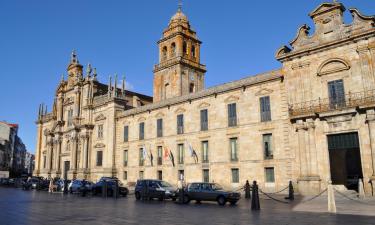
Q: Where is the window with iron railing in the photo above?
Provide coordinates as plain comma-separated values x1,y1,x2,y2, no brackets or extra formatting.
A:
260,96,272,122
228,103,237,127
200,109,208,131
123,126,129,142
328,79,346,109
177,114,184,134
139,148,144,166
263,134,273,159
123,150,128,167
96,151,103,167
230,138,238,162
157,119,163,138
139,122,145,140
231,168,239,183
202,141,209,163
157,146,163,166
98,125,104,139
178,144,184,164
203,169,209,183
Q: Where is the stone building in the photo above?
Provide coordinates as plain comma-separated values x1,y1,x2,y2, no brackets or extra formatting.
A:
34,2,375,195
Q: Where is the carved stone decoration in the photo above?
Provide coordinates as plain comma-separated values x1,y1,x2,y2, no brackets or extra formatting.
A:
255,88,274,96
94,114,106,122
174,107,186,114
289,24,310,48
198,102,210,109
137,116,146,122
350,8,375,32
224,95,240,103
94,143,106,148
155,112,165,118
317,58,350,76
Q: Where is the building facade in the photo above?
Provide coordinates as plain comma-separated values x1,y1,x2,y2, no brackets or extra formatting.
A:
34,2,375,195
0,121,30,177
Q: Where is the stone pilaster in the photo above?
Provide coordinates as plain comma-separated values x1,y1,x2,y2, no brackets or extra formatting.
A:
297,119,321,195
357,45,375,91
366,109,375,196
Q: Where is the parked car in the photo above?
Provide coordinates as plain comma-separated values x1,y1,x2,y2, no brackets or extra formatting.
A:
68,180,93,193
135,179,178,201
182,182,241,206
92,177,128,197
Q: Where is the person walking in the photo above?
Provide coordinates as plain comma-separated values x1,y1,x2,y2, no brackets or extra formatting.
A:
244,180,251,199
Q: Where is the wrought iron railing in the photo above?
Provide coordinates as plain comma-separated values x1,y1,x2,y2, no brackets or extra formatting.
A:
289,89,375,117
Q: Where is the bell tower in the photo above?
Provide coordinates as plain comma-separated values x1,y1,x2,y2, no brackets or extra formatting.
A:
153,5,206,102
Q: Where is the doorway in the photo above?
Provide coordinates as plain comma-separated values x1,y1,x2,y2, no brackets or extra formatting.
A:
63,161,70,180
328,132,363,191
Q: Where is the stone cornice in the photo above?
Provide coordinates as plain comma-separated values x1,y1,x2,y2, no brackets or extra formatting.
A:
153,56,206,73
117,70,283,119
277,29,375,62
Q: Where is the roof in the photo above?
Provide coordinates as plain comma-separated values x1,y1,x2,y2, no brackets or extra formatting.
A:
0,121,18,128
117,69,283,118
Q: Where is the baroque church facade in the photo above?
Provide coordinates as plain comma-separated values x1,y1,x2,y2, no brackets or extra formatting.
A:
34,2,375,195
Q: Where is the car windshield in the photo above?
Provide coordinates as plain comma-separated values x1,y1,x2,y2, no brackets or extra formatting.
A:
212,184,223,190
160,181,172,187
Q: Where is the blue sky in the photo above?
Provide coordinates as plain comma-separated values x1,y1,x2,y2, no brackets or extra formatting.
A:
0,0,374,153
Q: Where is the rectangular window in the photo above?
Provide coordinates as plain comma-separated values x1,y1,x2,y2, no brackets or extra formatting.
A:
231,168,239,183
203,169,209,183
263,134,273,159
177,114,184,134
230,138,238,161
124,126,129,142
98,125,104,139
139,171,144,179
178,170,184,180
265,167,275,183
96,151,103,167
178,144,184,164
139,122,145,140
158,170,163,180
67,109,73,127
139,148,144,166
260,96,272,122
124,150,128,167
200,109,208,131
202,141,209,163
123,171,127,180
157,119,163,137
157,146,163,165
228,103,237,127
328,79,346,109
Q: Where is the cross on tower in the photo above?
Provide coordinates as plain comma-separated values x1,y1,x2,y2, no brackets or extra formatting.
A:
178,0,182,12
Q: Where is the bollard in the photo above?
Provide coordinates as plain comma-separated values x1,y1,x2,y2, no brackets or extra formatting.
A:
113,180,119,199
102,180,108,198
358,178,365,199
245,180,251,199
287,181,294,201
327,180,336,213
251,181,260,211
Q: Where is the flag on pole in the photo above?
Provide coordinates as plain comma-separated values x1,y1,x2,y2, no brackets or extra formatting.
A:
142,145,148,162
169,151,175,167
164,147,169,160
149,145,154,167
187,142,198,163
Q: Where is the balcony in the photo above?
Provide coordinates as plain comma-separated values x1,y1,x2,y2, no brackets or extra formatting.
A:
289,90,375,118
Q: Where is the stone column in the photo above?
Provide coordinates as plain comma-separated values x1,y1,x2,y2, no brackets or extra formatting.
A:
57,136,62,171
357,46,375,91
71,136,78,170
306,119,319,176
296,120,308,176
366,109,375,194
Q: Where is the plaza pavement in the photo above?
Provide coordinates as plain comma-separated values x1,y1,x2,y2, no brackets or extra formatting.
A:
0,187,374,225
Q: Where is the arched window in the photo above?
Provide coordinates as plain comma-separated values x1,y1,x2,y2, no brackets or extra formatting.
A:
183,42,187,55
171,43,176,57
162,46,168,61
191,45,196,58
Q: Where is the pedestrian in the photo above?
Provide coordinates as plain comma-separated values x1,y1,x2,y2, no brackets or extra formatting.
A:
244,180,251,199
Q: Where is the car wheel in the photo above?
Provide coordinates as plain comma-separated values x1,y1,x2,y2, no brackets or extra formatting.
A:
135,192,141,200
183,195,190,204
217,196,226,206
229,200,238,206
172,197,177,201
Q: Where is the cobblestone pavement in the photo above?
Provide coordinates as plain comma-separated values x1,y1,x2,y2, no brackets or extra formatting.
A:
0,188,374,225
